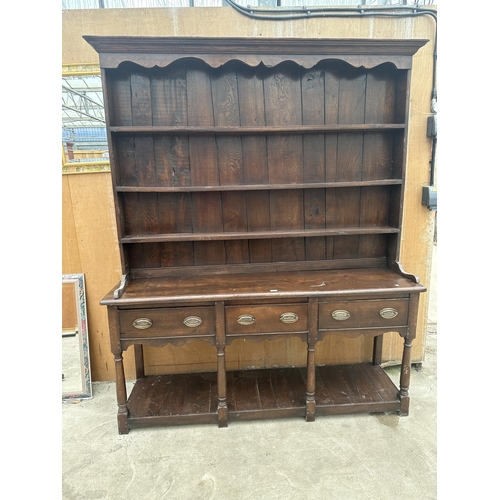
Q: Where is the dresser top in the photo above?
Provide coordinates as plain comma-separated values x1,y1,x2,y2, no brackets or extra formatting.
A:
101,268,426,306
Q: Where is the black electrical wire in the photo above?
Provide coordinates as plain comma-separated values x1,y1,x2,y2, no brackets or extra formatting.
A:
226,1,437,19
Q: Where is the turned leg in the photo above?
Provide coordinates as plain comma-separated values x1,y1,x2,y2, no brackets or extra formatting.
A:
217,347,228,428
107,306,129,434
398,293,420,416
398,337,413,416
215,301,228,427
306,298,319,422
114,353,129,434
305,344,316,422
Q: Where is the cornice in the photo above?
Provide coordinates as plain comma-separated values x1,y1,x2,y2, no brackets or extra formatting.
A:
83,36,428,70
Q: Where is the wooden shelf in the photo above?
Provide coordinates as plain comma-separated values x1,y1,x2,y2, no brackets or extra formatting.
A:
125,364,400,429
101,268,424,306
120,227,400,244
116,180,403,193
314,364,401,415
127,373,218,428
109,124,406,135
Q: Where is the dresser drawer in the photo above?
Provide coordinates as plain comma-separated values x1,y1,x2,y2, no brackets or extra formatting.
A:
226,304,308,335
319,299,408,330
119,307,215,337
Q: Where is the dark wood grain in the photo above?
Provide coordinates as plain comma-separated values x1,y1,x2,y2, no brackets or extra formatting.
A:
270,189,305,262
363,70,396,182
212,63,244,185
127,375,159,417
125,364,403,426
102,268,425,306
227,368,307,414
211,62,249,264
263,63,305,263
109,67,133,127
247,192,272,263
115,179,403,192
159,242,194,268
157,192,194,267
235,64,272,264
126,71,160,265
151,63,188,127
304,189,327,261
302,64,327,261
301,64,326,182
84,36,428,59
131,72,156,186
264,62,303,184
110,124,405,134
315,364,400,412
115,135,137,187
186,60,218,186
120,226,399,244
151,63,190,186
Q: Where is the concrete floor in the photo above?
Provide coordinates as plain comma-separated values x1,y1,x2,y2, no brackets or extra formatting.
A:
62,245,437,500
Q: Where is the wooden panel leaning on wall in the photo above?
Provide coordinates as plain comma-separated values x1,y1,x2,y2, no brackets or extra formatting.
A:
83,36,428,433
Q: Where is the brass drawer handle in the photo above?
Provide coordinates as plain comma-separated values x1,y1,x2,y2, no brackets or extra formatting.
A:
380,308,398,319
183,316,203,328
132,318,153,330
280,312,298,324
332,310,351,321
237,315,256,326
